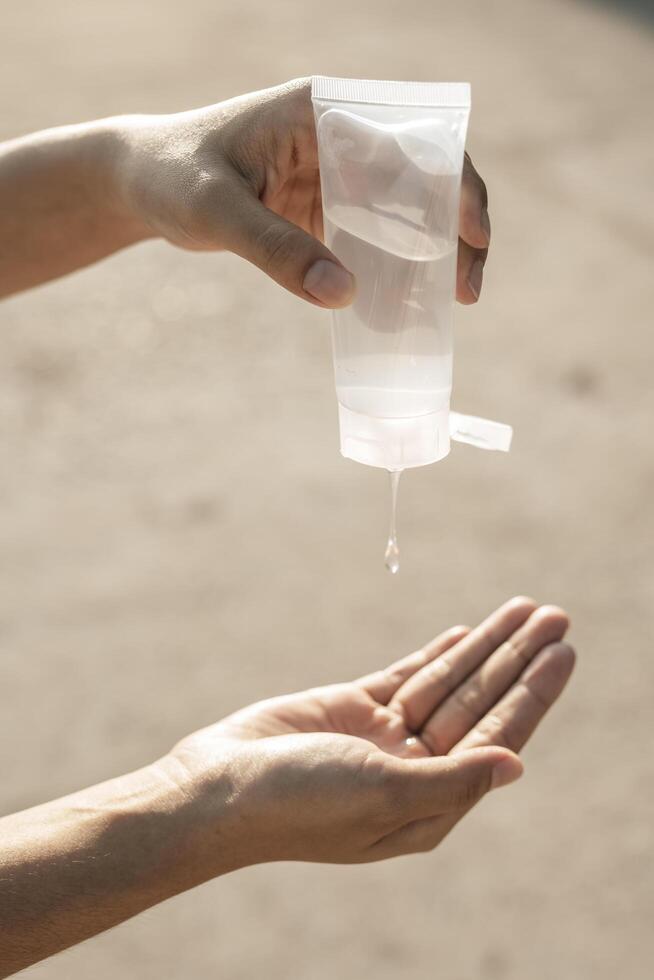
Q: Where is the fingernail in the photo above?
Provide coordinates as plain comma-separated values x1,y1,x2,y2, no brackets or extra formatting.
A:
467,258,484,301
491,757,523,790
303,260,355,307
480,208,491,244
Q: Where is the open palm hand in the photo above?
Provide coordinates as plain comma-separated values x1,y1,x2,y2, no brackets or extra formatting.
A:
170,598,573,866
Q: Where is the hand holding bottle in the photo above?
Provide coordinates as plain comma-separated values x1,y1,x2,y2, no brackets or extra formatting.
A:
119,77,490,308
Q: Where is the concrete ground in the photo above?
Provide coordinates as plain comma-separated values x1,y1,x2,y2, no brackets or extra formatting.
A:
1,0,653,977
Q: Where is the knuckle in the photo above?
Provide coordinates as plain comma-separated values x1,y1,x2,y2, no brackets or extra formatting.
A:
381,667,407,694
277,77,312,109
523,679,551,712
501,637,530,669
475,713,509,745
425,656,457,701
425,655,451,685
452,680,485,717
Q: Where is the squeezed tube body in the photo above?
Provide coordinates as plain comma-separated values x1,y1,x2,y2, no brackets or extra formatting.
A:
312,77,470,470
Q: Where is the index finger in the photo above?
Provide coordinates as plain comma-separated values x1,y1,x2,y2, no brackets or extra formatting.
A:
357,625,470,705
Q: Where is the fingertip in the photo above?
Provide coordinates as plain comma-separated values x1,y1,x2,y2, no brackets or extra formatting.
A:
491,753,524,790
302,259,355,308
557,640,577,669
550,643,577,684
532,604,571,632
511,594,538,605
448,746,523,796
505,595,539,616
399,747,523,815
538,640,577,674
546,604,571,625
466,258,484,301
457,283,479,306
459,215,490,252
455,745,518,767
419,623,471,663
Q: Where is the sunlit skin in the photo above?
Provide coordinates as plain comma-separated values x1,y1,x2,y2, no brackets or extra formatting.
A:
0,78,489,304
0,598,574,976
170,597,573,864
0,81,563,978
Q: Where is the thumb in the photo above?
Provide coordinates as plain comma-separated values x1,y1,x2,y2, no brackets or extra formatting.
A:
220,186,355,309
395,747,523,820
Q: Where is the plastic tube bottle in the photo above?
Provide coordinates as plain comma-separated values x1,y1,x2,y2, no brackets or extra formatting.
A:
312,76,511,469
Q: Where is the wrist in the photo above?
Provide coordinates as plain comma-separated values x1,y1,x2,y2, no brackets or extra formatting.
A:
0,757,238,971
146,750,253,888
57,754,244,906
95,115,158,244
80,759,215,904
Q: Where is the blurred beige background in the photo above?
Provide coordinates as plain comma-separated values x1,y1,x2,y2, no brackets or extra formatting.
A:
1,0,653,977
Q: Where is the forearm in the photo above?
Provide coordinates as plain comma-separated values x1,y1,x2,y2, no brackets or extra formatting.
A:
0,118,151,299
0,756,232,977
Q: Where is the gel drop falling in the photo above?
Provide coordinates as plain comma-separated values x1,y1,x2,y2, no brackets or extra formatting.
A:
384,470,402,574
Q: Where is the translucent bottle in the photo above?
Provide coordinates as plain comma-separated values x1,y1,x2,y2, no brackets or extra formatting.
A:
313,77,471,470
312,77,513,572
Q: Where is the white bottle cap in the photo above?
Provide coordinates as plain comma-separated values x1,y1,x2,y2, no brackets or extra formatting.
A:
338,403,450,470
